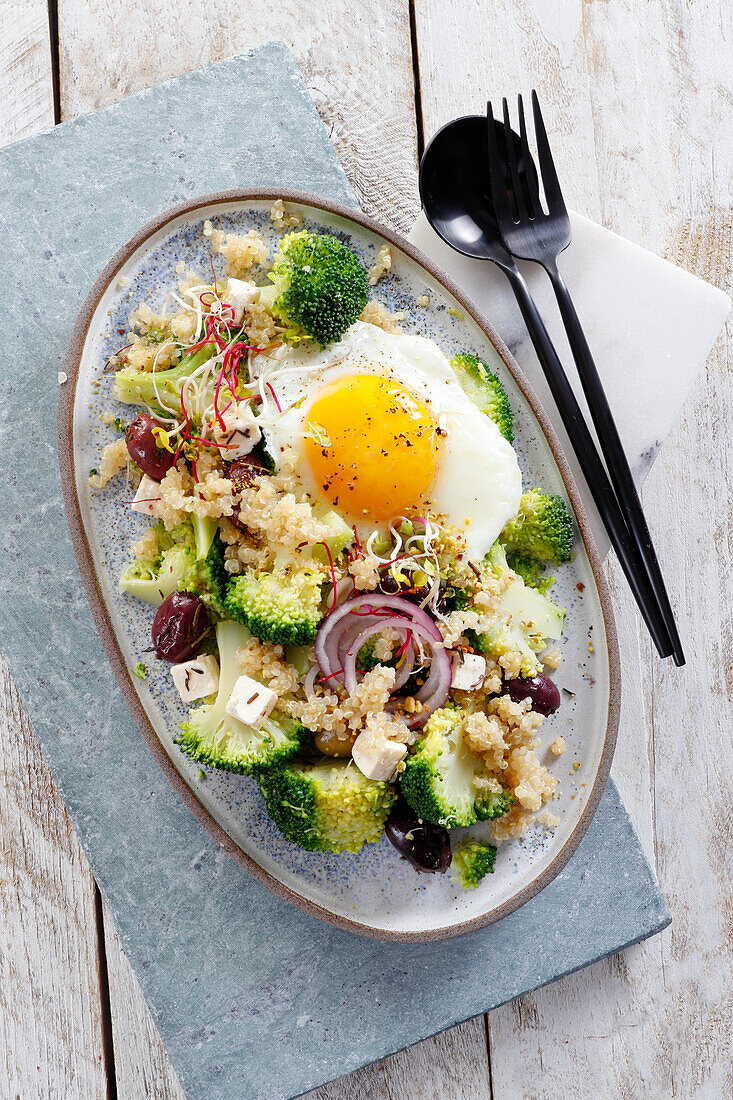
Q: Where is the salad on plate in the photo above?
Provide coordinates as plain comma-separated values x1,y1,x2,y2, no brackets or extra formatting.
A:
90,202,575,890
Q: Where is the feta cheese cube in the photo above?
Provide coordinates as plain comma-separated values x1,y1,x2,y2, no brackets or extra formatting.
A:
450,651,486,691
352,730,407,782
225,673,277,728
131,473,162,517
170,655,220,703
214,402,261,459
226,278,259,323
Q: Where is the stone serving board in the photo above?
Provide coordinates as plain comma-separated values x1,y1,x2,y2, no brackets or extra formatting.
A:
0,42,711,1100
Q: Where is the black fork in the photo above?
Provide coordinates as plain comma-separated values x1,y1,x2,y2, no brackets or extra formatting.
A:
487,93,684,666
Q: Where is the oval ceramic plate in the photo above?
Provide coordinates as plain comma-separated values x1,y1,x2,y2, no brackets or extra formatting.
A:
58,190,619,942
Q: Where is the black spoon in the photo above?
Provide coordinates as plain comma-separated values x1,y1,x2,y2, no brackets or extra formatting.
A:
419,115,675,661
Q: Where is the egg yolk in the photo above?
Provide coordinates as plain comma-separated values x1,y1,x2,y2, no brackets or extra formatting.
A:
303,373,439,520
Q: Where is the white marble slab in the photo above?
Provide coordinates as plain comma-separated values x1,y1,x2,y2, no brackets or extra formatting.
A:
409,211,730,553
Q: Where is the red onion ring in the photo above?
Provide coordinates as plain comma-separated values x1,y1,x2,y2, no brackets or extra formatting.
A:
315,594,439,681
342,619,414,693
314,592,452,718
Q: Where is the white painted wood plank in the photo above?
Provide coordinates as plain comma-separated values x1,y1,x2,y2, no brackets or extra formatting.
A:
0,0,54,146
56,0,421,234
56,5,488,1097
0,657,108,1099
416,0,733,1095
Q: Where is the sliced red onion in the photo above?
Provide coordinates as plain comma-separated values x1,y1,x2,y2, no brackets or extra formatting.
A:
314,591,451,717
304,664,320,701
412,643,452,723
342,619,413,692
315,593,440,681
336,613,383,666
390,639,417,692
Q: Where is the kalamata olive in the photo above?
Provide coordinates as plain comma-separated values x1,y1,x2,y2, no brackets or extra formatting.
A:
402,583,432,606
226,451,272,529
503,673,561,716
377,574,431,605
151,591,210,662
125,413,176,481
226,451,271,492
377,574,401,595
385,798,452,874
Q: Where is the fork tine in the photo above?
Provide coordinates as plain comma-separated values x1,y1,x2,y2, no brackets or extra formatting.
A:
531,89,566,216
517,94,540,218
502,97,527,222
485,101,513,223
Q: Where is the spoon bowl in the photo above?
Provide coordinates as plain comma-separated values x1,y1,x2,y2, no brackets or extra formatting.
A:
419,115,533,266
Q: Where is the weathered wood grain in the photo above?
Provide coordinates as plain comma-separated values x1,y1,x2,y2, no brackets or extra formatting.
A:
102,915,187,1100
0,656,108,1100
56,0,421,234
0,0,54,146
303,1019,492,1100
415,0,733,1096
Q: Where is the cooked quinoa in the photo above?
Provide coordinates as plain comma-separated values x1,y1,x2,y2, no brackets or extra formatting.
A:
368,244,393,285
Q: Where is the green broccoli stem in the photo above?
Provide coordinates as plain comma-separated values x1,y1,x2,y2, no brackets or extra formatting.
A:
193,515,217,560
113,343,215,412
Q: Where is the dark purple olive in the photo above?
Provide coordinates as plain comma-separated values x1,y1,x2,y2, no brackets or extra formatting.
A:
377,574,431,606
385,798,452,874
126,413,176,481
377,573,401,596
226,452,272,530
226,451,271,492
152,591,210,663
503,673,561,716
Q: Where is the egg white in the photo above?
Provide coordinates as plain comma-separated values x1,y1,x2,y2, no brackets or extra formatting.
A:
257,321,522,559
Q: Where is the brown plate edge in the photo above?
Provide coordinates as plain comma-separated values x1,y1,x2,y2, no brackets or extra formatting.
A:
57,188,620,944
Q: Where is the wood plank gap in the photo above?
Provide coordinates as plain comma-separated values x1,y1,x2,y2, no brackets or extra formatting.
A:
408,0,425,161
46,0,60,123
94,884,119,1100
483,1013,495,1099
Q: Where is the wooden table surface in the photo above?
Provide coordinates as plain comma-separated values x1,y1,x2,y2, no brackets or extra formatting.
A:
1,3,731,1097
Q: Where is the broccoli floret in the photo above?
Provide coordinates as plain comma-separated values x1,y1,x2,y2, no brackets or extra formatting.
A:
186,530,228,617
451,352,514,442
454,837,497,888
501,488,573,563
265,230,369,346
119,520,197,606
469,543,566,678
475,789,515,821
257,758,396,853
464,541,561,677
113,342,215,413
119,545,194,606
505,550,556,596
192,515,218,559
175,620,305,773
355,637,381,672
400,707,489,829
225,559,326,646
119,520,227,614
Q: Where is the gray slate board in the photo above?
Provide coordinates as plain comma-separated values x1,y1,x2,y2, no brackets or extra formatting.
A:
0,43,670,1100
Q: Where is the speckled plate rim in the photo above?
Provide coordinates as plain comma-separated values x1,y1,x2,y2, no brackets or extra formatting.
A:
58,188,620,943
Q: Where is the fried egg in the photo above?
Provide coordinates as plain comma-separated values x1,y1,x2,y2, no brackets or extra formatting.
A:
261,321,522,559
